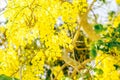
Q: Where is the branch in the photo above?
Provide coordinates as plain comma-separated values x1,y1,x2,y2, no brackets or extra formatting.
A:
71,58,92,78
75,47,88,51
91,9,98,24
72,0,99,49
79,0,100,41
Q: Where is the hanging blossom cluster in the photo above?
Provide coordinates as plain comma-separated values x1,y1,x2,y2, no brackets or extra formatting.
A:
0,0,88,80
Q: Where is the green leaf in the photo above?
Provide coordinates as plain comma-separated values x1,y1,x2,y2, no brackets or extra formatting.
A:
84,73,91,79
97,40,103,44
61,76,72,80
0,74,19,80
94,24,103,33
99,0,106,3
113,64,120,70
108,11,115,17
117,23,120,32
90,48,97,58
94,68,104,75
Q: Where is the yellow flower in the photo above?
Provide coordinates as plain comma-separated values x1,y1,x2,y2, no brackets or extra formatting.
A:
113,15,120,28
52,66,64,79
116,0,120,5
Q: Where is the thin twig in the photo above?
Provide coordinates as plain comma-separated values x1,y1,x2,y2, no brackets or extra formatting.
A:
75,47,88,51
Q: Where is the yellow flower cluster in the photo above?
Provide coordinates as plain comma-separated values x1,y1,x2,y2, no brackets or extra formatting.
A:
116,0,120,5
0,0,88,80
0,48,19,77
52,66,64,79
95,51,120,80
113,15,120,28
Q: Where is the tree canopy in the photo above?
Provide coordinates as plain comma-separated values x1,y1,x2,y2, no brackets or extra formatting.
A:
0,0,120,80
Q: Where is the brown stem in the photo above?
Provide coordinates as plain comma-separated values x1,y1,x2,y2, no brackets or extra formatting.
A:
79,0,100,41
75,47,88,51
71,59,92,78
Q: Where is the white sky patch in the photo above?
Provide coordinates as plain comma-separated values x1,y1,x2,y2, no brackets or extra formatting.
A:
0,0,7,8
0,0,7,13
0,0,7,25
0,0,118,25
88,0,118,24
0,15,6,22
56,16,64,26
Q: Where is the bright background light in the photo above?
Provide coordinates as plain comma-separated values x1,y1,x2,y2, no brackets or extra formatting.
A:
0,0,119,25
